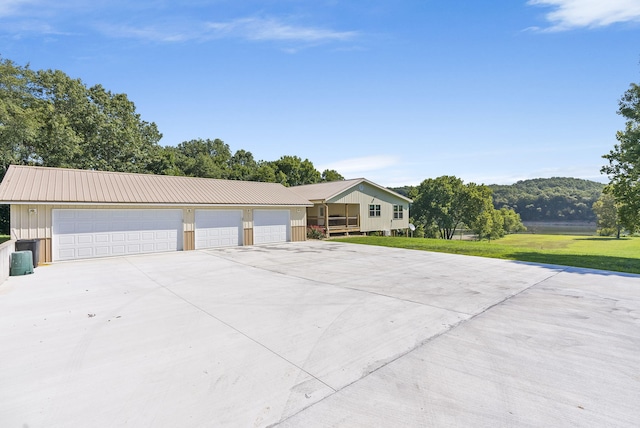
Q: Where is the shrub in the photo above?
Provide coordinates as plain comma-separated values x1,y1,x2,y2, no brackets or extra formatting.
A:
307,225,325,239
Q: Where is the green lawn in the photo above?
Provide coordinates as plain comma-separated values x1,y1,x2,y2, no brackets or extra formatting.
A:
334,234,640,275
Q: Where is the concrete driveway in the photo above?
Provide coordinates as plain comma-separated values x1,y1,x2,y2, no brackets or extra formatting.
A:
0,241,638,427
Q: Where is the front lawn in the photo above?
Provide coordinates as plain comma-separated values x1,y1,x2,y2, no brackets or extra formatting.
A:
334,234,640,275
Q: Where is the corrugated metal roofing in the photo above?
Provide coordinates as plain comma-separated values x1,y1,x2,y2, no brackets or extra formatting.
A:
292,178,412,203
0,165,313,206
290,179,364,201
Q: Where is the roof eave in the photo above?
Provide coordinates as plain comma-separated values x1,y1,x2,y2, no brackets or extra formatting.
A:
0,201,314,207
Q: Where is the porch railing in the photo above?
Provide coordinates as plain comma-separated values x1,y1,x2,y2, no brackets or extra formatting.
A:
308,216,359,230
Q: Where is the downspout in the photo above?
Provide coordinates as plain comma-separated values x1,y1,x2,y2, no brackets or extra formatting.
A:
324,202,329,238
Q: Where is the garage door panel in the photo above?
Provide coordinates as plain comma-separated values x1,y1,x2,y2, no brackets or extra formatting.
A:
57,210,76,220
77,235,93,244
127,244,141,253
77,247,93,258
76,211,95,220
76,222,94,233
57,223,76,234
96,246,110,256
195,210,242,249
59,249,75,259
95,234,109,243
142,243,155,251
94,222,109,232
127,232,141,241
53,209,183,261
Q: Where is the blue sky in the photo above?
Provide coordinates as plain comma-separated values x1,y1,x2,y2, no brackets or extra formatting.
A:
2,0,639,186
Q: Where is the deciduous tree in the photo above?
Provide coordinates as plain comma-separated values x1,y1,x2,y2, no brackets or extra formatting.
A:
411,176,493,239
602,82,640,232
592,191,621,238
0,58,37,170
321,169,344,182
499,207,526,234
271,155,321,187
0,58,162,173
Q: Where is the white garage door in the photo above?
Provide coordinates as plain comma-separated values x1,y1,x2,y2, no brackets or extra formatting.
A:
253,210,290,245
195,210,243,249
52,209,183,261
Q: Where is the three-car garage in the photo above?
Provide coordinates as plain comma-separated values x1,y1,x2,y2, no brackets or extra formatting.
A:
51,208,295,261
1,165,312,263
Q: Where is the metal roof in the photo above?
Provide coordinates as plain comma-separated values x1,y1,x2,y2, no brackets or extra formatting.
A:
0,165,313,206
291,178,412,203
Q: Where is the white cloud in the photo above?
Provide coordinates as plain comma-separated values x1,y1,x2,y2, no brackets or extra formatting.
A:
528,0,640,30
96,17,357,47
206,17,358,43
0,0,37,18
0,2,358,48
96,23,194,42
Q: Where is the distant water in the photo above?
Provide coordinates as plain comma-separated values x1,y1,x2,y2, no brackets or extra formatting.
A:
522,221,597,236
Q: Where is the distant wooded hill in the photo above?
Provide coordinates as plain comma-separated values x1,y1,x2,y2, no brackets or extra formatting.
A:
391,177,605,223
490,177,604,222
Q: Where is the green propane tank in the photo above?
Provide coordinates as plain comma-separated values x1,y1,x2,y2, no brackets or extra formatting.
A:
10,250,34,276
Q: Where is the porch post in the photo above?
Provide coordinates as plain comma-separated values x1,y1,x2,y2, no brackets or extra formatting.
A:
345,204,349,236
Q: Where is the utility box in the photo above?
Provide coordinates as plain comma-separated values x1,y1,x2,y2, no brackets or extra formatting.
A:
15,239,40,268
10,251,34,276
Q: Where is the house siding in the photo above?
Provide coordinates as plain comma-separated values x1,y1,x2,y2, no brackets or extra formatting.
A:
328,182,409,232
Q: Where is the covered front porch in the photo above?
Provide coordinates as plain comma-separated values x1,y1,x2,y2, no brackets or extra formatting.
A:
307,203,360,235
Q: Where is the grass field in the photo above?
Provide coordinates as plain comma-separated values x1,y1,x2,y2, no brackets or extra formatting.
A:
334,234,640,275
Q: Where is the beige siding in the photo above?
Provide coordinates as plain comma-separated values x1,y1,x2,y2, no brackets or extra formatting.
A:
328,182,409,232
290,207,306,227
184,231,195,251
291,226,306,242
183,208,195,232
40,238,51,264
242,208,253,229
243,228,253,246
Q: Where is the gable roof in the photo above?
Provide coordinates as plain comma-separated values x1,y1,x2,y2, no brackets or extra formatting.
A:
0,165,312,206
291,178,412,203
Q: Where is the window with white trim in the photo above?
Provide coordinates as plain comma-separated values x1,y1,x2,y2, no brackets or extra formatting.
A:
369,204,381,217
393,205,403,219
